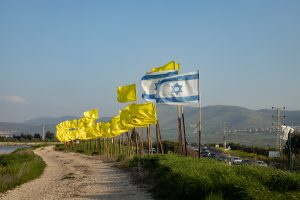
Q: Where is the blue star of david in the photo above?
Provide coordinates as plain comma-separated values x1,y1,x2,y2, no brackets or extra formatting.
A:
171,83,183,95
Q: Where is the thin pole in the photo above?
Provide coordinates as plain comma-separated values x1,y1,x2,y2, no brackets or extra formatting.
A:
177,105,183,154
197,70,202,158
156,123,160,154
223,123,227,149
134,128,138,156
181,106,188,156
141,128,144,157
126,131,130,157
119,135,121,155
147,126,151,155
157,120,164,154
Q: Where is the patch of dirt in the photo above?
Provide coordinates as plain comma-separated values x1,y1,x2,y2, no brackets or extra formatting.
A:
0,146,153,200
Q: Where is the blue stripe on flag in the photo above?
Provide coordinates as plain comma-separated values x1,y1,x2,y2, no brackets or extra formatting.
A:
142,93,156,100
141,71,178,80
158,73,198,84
156,95,199,103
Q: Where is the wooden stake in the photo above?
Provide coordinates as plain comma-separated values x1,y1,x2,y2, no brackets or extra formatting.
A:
177,105,183,154
155,123,159,154
181,106,188,156
157,120,164,154
141,128,144,157
147,126,150,155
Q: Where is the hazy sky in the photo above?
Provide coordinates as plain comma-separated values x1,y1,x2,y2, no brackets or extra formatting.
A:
0,0,299,122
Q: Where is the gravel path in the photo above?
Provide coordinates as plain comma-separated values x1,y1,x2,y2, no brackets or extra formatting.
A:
0,146,152,200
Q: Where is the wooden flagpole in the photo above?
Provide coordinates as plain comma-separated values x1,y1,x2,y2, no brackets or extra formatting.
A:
147,126,151,155
197,70,202,158
157,120,164,154
181,105,188,156
126,131,130,157
177,105,183,154
141,128,144,156
155,123,160,154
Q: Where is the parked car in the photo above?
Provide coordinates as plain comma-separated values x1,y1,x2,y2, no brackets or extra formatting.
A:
241,159,252,165
192,146,199,151
208,153,217,158
200,149,211,157
254,160,268,167
218,155,230,162
231,157,243,164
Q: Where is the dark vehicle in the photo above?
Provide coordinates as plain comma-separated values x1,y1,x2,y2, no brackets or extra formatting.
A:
200,149,210,157
218,155,230,162
208,153,216,158
241,159,252,165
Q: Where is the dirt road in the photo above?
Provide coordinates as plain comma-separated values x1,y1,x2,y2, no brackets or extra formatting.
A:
0,146,152,200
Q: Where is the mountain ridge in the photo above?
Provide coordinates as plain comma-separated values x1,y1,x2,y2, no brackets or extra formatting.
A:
1,105,299,141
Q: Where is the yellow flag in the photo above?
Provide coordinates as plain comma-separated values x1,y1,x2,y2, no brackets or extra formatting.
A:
78,117,99,140
150,61,180,73
83,108,99,119
93,122,103,138
56,123,65,142
120,102,157,127
120,109,135,129
70,119,77,129
126,102,157,123
100,122,112,138
117,84,137,103
110,115,129,136
57,122,68,142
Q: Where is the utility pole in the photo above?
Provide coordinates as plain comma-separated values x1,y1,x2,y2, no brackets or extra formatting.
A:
272,107,286,152
42,123,45,141
223,122,227,149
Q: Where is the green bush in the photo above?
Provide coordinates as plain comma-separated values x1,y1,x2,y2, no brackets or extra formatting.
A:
0,149,45,193
129,154,300,200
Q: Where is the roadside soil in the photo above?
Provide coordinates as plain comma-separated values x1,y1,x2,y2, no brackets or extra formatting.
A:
0,146,153,200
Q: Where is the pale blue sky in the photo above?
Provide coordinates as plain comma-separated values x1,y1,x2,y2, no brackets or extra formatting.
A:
0,0,299,122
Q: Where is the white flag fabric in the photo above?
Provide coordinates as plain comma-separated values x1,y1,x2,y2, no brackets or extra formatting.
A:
141,70,179,102
155,71,200,105
281,125,295,141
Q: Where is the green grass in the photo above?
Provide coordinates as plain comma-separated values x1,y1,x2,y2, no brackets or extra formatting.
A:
127,153,300,200
0,148,45,193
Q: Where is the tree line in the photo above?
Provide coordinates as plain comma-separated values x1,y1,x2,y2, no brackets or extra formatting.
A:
0,131,55,142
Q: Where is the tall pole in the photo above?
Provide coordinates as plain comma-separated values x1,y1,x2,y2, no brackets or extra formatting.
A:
177,106,183,153
272,107,285,152
197,70,202,158
223,122,227,149
42,123,45,141
155,122,160,154
181,106,188,156
288,130,293,170
157,120,164,154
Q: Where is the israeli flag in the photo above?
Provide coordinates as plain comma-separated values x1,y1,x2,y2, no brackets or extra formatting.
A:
156,71,200,105
141,70,179,102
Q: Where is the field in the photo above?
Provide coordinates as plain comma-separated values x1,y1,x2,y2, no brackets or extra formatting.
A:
125,153,300,200
0,148,45,193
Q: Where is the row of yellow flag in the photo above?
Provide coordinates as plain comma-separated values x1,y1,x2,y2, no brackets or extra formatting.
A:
56,103,157,142
56,61,179,142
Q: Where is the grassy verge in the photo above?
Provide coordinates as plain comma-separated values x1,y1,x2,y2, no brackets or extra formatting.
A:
125,153,300,200
0,148,45,193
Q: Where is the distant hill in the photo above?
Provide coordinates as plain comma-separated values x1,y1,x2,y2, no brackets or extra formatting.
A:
155,105,300,146
157,105,300,133
0,115,112,135
1,105,299,146
22,116,78,126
